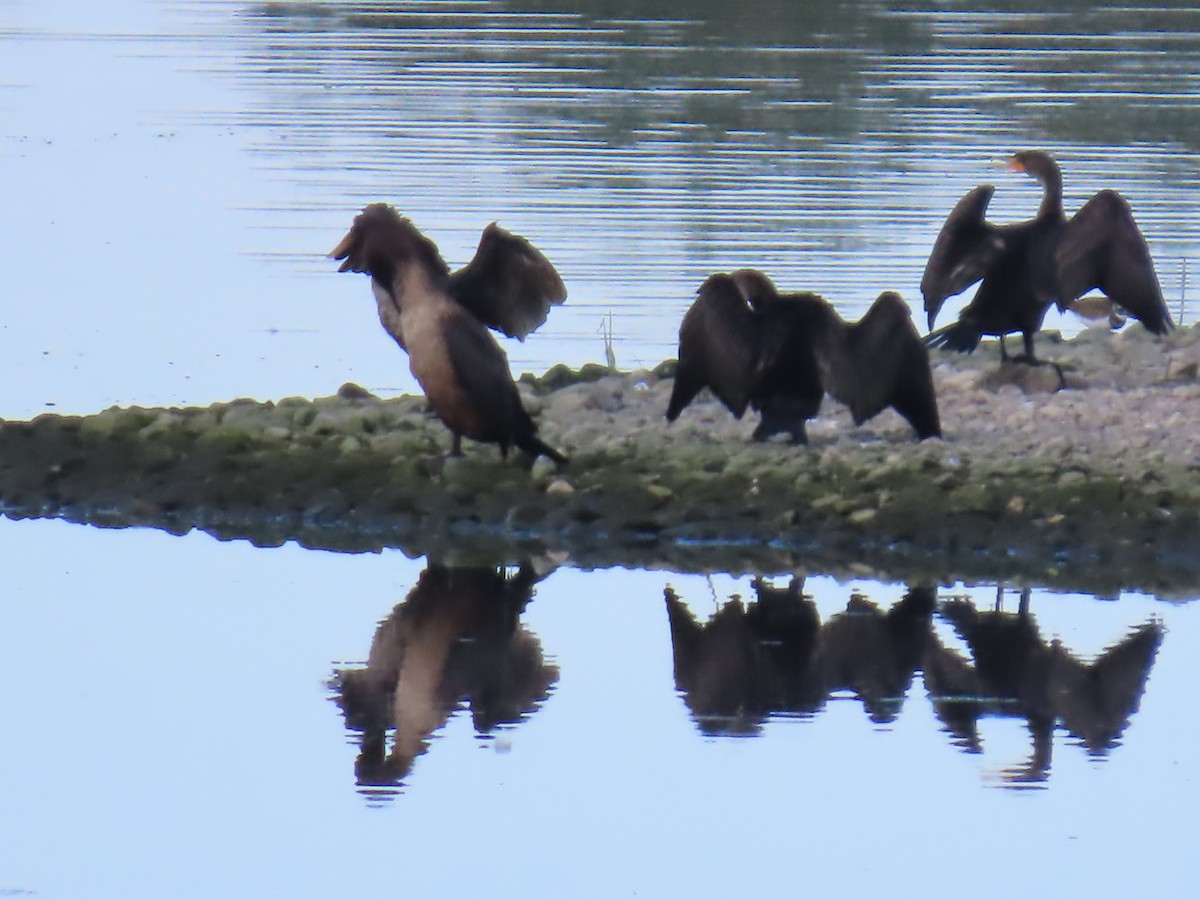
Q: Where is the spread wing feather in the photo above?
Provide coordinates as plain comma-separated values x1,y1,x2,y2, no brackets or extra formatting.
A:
819,293,941,439
666,274,763,420
1056,190,1173,334
921,185,1006,326
448,223,567,341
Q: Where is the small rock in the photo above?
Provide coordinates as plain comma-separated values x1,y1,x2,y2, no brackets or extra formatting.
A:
979,362,1067,395
1056,470,1086,487
546,479,575,495
531,455,560,480
337,382,375,401
646,484,674,506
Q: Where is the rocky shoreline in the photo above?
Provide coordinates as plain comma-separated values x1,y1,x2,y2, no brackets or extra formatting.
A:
2,323,1199,595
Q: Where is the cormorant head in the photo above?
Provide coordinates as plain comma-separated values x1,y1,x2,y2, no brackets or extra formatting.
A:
1004,150,1060,185
329,203,450,285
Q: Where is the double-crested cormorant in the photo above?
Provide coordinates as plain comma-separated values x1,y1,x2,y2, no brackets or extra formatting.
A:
922,150,1172,362
330,203,568,463
665,270,941,444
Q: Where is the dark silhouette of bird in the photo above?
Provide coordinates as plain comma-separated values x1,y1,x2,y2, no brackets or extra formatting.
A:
925,591,1162,784
664,580,937,735
334,561,557,789
330,204,567,463
922,150,1173,363
665,269,941,444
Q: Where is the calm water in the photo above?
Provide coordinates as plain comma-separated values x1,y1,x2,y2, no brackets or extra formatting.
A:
2,2,1200,897
1,517,1196,899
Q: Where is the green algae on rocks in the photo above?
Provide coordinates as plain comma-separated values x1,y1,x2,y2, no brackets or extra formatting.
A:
2,324,1200,595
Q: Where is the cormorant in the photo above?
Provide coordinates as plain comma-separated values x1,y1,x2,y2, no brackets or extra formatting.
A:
922,150,1172,362
665,270,941,444
330,204,568,463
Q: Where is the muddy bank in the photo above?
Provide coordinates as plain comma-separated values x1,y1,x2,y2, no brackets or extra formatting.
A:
2,324,1199,595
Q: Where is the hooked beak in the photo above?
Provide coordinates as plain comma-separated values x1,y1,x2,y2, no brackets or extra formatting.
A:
328,231,357,271
926,310,937,332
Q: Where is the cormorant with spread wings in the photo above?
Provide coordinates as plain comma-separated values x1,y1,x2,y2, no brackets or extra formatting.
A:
922,150,1173,363
666,270,941,445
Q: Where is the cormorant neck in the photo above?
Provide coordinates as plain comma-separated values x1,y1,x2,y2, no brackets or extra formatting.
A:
1035,167,1063,220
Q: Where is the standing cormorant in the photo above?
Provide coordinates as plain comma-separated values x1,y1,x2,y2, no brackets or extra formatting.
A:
330,203,568,463
666,270,941,444
922,150,1172,362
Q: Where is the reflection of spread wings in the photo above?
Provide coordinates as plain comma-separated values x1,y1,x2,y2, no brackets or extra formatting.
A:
1055,190,1173,334
1062,620,1163,747
921,185,1006,324
667,273,764,420
817,292,941,438
448,223,567,341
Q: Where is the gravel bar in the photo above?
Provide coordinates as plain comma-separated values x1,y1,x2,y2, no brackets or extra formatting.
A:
2,324,1199,596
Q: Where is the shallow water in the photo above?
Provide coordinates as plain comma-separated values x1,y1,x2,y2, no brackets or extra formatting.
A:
0,517,1196,899
3,3,1200,897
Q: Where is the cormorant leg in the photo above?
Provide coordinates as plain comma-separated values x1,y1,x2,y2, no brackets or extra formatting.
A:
449,433,463,457
753,407,808,444
1009,332,1043,367
1022,331,1036,362
998,335,1008,362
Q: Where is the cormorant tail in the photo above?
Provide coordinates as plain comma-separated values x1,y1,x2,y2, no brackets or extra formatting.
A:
924,320,982,354
517,434,569,466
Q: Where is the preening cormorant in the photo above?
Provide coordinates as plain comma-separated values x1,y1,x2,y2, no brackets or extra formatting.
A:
330,203,568,463
665,270,941,444
922,150,1172,362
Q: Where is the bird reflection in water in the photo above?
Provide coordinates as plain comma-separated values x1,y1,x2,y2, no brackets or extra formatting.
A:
925,586,1162,787
331,562,558,798
664,578,937,735
665,580,1162,787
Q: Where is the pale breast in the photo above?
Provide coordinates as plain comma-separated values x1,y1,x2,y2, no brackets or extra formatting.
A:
372,281,406,350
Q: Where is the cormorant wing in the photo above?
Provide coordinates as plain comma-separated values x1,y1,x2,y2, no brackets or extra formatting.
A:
1056,190,1173,334
921,185,1006,329
666,273,764,420
442,313,526,445
448,223,567,341
821,292,941,439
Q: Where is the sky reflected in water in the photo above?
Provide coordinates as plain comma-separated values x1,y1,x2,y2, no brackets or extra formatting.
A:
0,518,1196,898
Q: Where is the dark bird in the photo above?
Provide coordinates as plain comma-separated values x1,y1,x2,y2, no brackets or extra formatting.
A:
922,150,1173,363
330,203,568,463
665,270,941,444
